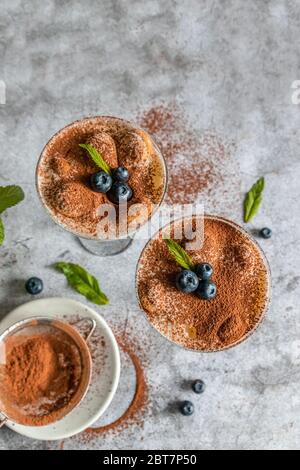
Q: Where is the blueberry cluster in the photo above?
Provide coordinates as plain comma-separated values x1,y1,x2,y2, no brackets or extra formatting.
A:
90,166,133,203
176,263,217,300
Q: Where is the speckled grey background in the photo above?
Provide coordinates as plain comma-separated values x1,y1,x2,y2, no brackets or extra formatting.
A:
0,0,300,450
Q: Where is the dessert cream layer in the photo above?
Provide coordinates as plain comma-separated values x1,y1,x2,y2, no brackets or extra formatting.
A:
137,216,270,351
37,117,166,238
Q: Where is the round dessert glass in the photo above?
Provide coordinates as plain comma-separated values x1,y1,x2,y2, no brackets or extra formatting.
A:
36,116,168,256
136,215,271,352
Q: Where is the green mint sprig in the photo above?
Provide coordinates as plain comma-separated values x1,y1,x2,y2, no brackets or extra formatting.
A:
0,185,25,246
54,261,109,305
79,143,111,175
164,238,195,270
244,177,265,223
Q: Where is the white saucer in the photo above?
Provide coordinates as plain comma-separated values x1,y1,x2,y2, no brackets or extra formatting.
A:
0,297,120,440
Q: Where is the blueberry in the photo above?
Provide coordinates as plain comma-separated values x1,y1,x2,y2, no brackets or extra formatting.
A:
196,280,217,300
108,181,133,204
195,262,213,280
90,171,112,193
25,277,43,295
192,379,206,394
260,227,272,239
179,400,194,416
112,166,129,182
176,270,199,293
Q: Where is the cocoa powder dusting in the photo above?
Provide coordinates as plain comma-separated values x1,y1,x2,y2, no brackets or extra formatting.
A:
37,117,166,238
138,103,238,208
0,328,82,426
85,334,148,437
137,216,270,351
54,327,149,449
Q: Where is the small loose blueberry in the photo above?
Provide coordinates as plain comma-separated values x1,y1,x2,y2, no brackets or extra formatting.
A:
176,270,199,294
25,277,43,295
90,171,112,193
260,227,272,239
179,400,194,416
192,379,206,394
112,166,129,182
108,181,133,204
196,280,217,300
195,262,213,280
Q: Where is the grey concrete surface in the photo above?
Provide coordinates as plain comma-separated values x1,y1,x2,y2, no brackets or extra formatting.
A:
0,0,300,450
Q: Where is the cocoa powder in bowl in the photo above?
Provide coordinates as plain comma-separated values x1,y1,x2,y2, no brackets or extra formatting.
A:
136,215,271,352
0,319,91,426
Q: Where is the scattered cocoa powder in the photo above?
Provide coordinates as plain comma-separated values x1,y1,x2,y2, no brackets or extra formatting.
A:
54,325,149,449
137,215,270,351
0,326,83,426
85,334,148,437
137,103,238,208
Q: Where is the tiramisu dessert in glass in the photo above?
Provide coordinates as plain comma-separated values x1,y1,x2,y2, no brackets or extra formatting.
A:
136,215,271,352
36,117,167,256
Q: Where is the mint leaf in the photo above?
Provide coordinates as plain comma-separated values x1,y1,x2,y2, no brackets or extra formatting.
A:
0,218,4,246
0,185,25,214
244,177,265,222
79,143,111,175
164,238,195,270
54,262,109,305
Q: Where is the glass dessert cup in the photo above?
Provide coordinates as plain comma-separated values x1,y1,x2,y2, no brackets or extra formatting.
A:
135,214,271,353
36,116,168,256
0,317,95,427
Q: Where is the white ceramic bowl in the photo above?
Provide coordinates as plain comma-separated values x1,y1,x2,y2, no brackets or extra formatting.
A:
0,297,120,440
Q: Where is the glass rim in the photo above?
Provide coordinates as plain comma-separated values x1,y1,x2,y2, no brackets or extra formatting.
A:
35,115,169,241
135,213,272,353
